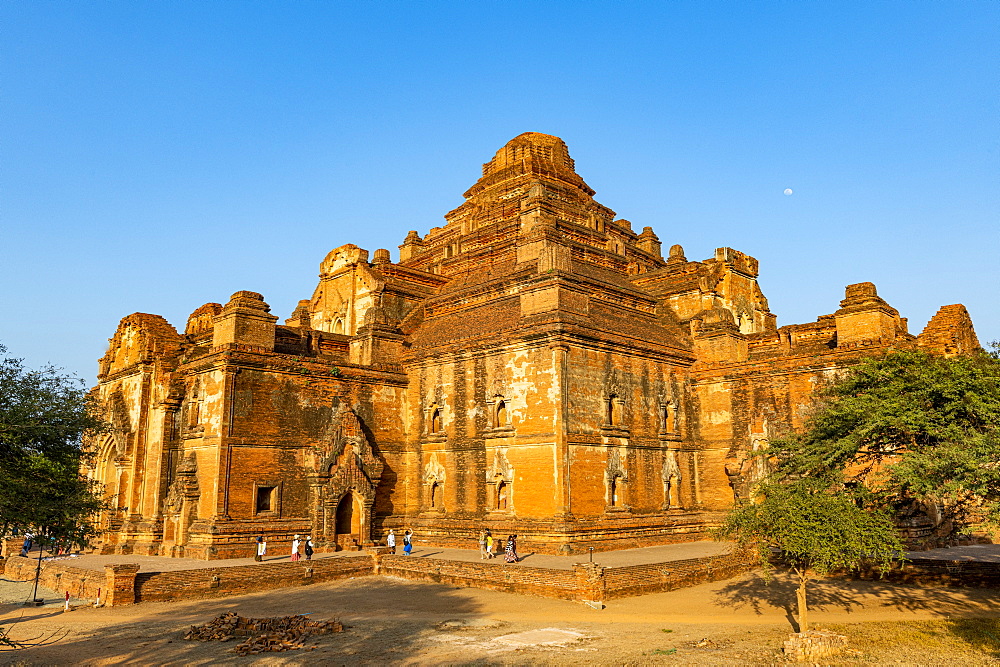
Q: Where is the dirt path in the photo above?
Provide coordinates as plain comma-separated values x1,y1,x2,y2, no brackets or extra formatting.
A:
2,571,999,665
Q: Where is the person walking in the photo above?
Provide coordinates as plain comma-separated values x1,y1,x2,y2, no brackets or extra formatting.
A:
504,534,519,563
402,529,413,555
304,536,314,561
254,535,266,562
478,529,487,559
485,532,495,559
386,529,396,554
291,534,301,561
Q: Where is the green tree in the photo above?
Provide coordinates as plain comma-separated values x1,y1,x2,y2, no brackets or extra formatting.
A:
0,344,108,548
767,348,1000,535
717,477,903,632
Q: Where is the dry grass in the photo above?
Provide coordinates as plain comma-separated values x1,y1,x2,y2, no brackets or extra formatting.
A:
824,619,1000,666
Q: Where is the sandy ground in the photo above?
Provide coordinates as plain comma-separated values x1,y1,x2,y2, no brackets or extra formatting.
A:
2,570,999,665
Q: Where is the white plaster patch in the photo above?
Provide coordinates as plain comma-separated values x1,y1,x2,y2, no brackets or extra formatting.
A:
429,626,591,656
201,370,223,432
493,627,589,647
506,346,539,425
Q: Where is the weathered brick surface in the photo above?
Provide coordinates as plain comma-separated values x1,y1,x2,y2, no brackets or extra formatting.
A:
601,549,753,599
2,550,752,605
917,304,980,357
105,563,140,606
2,556,106,600
382,557,579,600
9,550,996,607
843,559,1000,588
135,556,373,602
85,132,980,559
784,630,848,662
1,538,24,559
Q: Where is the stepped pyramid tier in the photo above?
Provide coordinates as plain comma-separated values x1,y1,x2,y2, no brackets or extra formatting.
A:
398,132,664,278
86,133,979,559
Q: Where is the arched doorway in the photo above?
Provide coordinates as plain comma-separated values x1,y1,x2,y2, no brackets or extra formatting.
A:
336,493,354,535
334,491,362,549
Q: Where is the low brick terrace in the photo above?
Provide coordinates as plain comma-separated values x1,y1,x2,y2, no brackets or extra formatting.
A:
40,540,732,573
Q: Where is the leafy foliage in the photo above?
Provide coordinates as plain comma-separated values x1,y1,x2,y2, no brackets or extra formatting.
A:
718,347,1000,631
0,344,108,546
719,477,903,577
717,476,903,631
766,348,1000,532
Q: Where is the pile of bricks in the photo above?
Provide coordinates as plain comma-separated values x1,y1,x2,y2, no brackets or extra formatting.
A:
183,611,342,655
782,629,848,662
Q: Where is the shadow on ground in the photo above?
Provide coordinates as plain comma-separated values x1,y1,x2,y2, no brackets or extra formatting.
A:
945,618,1000,658
2,577,485,665
713,571,1000,632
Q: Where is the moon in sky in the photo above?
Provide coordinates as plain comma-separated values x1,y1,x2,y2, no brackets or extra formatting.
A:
783,188,794,195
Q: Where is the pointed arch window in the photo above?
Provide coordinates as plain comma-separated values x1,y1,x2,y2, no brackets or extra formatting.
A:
659,400,679,435
187,379,202,428
495,481,509,510
662,450,681,510
494,399,507,428
606,394,623,427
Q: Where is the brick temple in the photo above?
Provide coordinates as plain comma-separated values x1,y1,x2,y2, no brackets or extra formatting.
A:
88,132,980,558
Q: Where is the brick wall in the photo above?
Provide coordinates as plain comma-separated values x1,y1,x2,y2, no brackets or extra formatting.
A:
844,559,1000,588
0,550,752,606
602,549,753,599
381,556,580,600
2,556,106,600
11,550,993,608
135,556,373,602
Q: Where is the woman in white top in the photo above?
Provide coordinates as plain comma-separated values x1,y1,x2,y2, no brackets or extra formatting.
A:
386,529,396,554
291,534,301,561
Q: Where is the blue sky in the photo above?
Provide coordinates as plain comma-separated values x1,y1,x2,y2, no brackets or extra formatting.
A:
3,1,997,380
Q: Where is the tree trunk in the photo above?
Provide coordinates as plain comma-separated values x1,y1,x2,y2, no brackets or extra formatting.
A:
796,572,809,633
